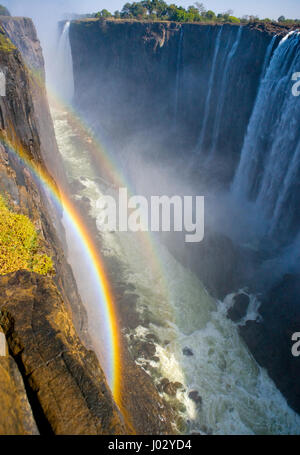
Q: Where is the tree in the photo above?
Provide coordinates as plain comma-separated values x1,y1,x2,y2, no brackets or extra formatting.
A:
0,5,10,16
194,2,206,14
121,3,133,18
187,6,201,22
249,15,259,22
130,2,147,18
278,15,286,22
227,16,240,23
114,10,121,18
205,10,216,20
99,9,112,18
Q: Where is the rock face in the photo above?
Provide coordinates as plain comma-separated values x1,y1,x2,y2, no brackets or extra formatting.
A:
0,357,39,435
0,271,126,435
239,274,300,414
0,18,177,435
228,293,250,323
0,15,87,342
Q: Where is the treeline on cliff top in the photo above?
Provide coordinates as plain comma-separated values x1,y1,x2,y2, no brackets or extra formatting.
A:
91,1,299,25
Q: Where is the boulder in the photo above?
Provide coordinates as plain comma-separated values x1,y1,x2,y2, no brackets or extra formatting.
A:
228,293,250,322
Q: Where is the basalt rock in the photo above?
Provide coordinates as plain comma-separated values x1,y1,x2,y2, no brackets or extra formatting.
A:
0,271,127,435
0,357,39,435
0,17,88,343
183,347,194,357
228,293,250,323
239,274,300,414
188,391,202,406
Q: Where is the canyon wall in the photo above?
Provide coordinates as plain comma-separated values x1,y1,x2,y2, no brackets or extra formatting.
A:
68,19,300,416
69,20,276,183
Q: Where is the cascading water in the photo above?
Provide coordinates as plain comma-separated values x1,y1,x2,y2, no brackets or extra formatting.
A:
261,35,277,80
195,26,223,153
209,26,243,159
173,26,184,129
232,31,300,243
56,21,74,103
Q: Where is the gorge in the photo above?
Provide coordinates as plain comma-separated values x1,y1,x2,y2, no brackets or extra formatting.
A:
67,17,300,422
0,9,299,436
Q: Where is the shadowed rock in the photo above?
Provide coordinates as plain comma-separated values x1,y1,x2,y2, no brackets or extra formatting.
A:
0,357,39,434
228,293,250,323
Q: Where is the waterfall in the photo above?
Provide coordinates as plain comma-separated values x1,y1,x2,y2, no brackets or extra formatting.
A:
209,26,243,159
173,26,184,129
56,21,74,103
260,35,277,80
232,31,300,241
195,26,223,153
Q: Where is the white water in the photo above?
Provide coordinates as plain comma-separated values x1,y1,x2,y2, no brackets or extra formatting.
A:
50,24,300,435
195,26,223,153
55,21,74,103
209,26,243,159
233,32,300,240
51,103,300,435
174,26,184,129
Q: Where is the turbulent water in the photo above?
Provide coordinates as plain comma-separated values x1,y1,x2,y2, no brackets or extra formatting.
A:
233,31,300,243
51,104,300,435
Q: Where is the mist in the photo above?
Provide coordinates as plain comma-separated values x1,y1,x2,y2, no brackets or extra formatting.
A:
3,0,107,87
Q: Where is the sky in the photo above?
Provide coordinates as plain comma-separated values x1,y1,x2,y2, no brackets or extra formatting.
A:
3,0,300,21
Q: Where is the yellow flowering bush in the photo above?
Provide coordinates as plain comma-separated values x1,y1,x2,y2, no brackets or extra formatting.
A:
0,195,54,275
0,27,15,53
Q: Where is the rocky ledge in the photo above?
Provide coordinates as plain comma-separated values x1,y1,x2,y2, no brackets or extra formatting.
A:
0,271,127,434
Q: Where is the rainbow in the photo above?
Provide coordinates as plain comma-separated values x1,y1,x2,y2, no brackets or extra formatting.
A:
0,134,122,406
48,93,171,299
3,43,172,419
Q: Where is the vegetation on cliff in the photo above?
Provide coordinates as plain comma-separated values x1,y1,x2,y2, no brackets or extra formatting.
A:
0,27,15,52
0,195,54,276
94,0,300,25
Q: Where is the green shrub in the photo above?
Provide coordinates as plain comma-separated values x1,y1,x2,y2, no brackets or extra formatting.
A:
227,16,240,23
0,27,15,53
0,195,54,276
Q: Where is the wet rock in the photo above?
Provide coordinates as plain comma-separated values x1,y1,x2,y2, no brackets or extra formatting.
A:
228,293,250,323
146,333,159,344
201,425,213,435
183,347,194,357
133,340,157,359
239,274,300,414
69,179,86,194
0,357,39,435
159,379,183,397
188,391,202,406
0,271,127,435
118,293,140,330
